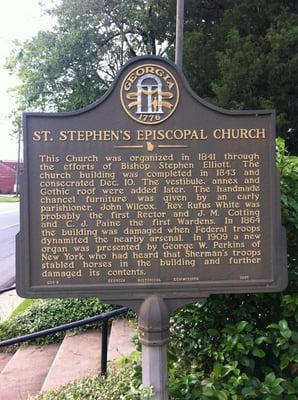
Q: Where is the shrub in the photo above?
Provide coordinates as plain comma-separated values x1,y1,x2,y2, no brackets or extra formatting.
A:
31,360,153,400
276,137,298,287
0,297,118,345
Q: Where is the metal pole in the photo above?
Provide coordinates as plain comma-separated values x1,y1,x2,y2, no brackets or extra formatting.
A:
175,0,184,69
101,318,109,375
138,296,170,400
15,131,21,196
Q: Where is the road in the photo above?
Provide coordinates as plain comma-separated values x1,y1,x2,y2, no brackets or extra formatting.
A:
0,201,19,289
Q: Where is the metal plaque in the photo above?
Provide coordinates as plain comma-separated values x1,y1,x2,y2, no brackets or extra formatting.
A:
16,56,287,304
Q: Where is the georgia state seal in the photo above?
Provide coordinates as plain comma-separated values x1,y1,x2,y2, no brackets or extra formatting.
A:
120,63,179,125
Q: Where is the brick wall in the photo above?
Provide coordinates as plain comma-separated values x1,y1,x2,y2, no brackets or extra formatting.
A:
0,162,17,193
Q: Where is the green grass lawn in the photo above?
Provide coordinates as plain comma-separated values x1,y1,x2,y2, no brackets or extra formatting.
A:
7,299,35,319
0,196,19,202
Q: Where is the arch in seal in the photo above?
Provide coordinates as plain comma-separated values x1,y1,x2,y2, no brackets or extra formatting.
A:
136,74,163,114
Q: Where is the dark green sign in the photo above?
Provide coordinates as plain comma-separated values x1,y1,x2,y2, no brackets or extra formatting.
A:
16,56,287,305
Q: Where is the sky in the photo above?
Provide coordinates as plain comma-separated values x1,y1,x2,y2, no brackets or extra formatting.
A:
0,0,56,160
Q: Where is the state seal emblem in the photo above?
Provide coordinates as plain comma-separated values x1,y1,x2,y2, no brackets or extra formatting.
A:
120,63,179,125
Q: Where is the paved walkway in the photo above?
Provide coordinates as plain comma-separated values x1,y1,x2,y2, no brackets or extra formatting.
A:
0,289,23,321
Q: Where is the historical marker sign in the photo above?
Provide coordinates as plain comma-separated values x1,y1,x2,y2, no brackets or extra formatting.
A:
16,56,287,302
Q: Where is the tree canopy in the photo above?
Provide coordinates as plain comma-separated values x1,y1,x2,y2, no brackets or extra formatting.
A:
6,0,298,152
6,0,176,112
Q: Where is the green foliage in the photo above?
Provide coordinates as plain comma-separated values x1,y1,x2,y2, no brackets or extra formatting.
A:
209,12,298,149
0,298,116,345
31,361,153,400
211,28,267,110
5,0,175,117
276,137,298,278
181,29,219,101
169,294,298,399
181,1,298,153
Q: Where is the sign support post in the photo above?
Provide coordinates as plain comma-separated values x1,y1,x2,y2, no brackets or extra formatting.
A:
138,296,170,400
175,0,184,69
